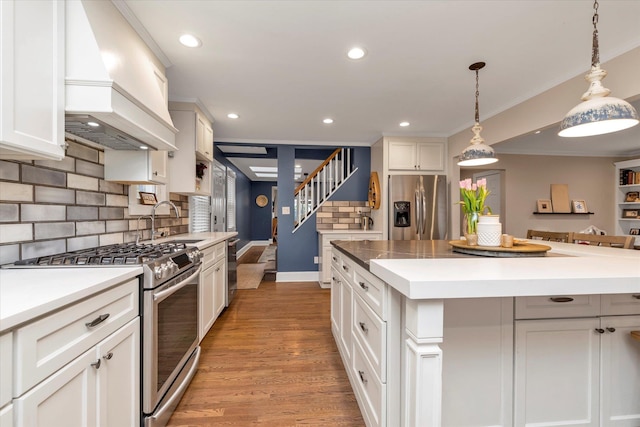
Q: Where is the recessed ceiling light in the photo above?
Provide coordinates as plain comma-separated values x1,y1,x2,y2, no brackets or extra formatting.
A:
179,34,202,48
255,172,278,178
227,113,239,119
323,118,334,124
250,166,278,173
534,130,541,134
399,121,410,127
347,47,367,60
87,121,100,127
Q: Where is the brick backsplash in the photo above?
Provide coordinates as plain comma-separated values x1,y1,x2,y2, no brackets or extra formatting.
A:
0,139,188,265
316,201,371,230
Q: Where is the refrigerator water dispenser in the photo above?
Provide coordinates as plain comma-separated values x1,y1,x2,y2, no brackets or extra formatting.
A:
393,201,411,227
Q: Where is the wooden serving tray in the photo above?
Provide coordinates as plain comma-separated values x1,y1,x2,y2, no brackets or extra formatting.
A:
449,240,551,257
631,331,640,342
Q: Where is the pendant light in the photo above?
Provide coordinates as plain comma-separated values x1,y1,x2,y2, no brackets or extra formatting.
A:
458,62,498,167
558,0,638,137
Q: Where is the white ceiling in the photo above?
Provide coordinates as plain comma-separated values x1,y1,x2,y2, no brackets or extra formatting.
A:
121,0,640,165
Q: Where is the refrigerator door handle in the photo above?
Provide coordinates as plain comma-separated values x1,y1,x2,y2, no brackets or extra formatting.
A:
414,184,421,237
421,187,427,238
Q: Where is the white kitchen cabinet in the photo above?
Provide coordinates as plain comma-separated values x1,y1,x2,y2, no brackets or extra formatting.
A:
0,404,12,427
614,159,640,247
199,242,227,341
168,103,214,196
0,0,65,161
318,231,381,288
0,332,11,427
104,150,168,185
14,318,139,427
330,248,401,427
387,139,445,171
514,296,640,427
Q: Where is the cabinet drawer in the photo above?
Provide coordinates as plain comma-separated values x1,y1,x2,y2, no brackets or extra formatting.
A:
339,256,356,284
601,293,640,316
353,294,386,382
212,241,226,261
352,338,386,427
331,249,343,272
13,279,138,396
515,294,601,319
0,332,11,408
354,267,387,319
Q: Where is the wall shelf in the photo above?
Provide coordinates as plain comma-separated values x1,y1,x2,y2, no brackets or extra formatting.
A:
533,212,594,215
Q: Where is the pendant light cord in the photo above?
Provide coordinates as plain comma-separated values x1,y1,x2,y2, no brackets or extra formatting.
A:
474,69,480,123
591,0,599,67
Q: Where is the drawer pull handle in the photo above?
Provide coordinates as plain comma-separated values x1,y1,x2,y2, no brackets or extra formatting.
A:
359,282,368,291
359,322,369,334
632,294,640,300
215,267,220,272
332,256,337,262
342,265,349,272
595,328,605,334
358,370,367,384
549,297,574,303
91,359,101,369
606,327,616,333
85,313,110,328
103,352,114,360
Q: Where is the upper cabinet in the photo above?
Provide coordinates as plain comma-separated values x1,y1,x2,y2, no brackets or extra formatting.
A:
387,138,445,172
168,102,214,196
0,0,66,161
104,150,168,185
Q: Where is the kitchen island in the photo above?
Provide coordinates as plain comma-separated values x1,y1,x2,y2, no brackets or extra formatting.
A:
331,240,640,427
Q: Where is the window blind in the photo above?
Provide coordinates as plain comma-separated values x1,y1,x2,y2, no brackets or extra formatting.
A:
226,169,236,231
189,196,211,233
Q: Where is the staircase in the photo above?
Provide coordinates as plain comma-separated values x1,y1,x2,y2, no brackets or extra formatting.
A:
293,148,358,231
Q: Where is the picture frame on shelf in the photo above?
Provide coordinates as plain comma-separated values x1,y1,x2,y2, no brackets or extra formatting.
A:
622,209,639,218
536,199,553,213
571,199,587,213
625,191,640,202
630,228,640,236
139,191,158,205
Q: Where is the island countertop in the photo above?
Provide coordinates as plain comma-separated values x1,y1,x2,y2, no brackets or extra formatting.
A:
332,240,640,299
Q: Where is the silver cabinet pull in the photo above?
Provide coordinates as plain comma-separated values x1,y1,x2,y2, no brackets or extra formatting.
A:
632,294,640,300
359,322,368,334
595,328,605,334
342,265,349,272
606,327,616,333
549,297,574,303
103,352,114,360
332,256,337,262
91,359,101,369
358,370,367,384
85,313,110,328
359,282,368,291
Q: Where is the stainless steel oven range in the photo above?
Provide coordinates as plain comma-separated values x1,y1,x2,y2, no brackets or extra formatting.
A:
12,242,203,427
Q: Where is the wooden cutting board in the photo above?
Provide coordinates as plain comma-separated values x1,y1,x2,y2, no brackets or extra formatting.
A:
551,184,571,213
449,240,551,257
632,331,640,342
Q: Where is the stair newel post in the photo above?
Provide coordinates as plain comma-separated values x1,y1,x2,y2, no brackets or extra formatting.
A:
346,148,351,176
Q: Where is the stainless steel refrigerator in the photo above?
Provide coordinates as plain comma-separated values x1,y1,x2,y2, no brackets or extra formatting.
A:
388,175,448,240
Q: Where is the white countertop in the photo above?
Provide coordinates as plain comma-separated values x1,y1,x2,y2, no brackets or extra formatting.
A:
369,241,640,300
318,229,382,234
0,267,142,333
152,231,238,249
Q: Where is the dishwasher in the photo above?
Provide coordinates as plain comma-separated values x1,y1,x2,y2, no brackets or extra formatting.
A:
227,238,239,305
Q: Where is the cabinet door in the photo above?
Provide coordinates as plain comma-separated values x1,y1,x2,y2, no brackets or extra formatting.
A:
416,142,444,171
387,141,417,170
195,114,213,161
213,258,226,319
14,348,97,426
330,269,341,334
199,265,215,341
96,318,140,427
0,0,65,160
0,404,13,427
340,278,353,361
204,124,214,161
600,315,640,427
149,150,168,184
514,318,600,427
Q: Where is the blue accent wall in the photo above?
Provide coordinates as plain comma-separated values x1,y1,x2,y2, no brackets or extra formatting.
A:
250,181,276,240
215,145,371,271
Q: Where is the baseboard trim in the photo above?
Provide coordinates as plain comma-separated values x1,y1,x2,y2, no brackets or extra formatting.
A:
237,240,271,258
276,271,320,283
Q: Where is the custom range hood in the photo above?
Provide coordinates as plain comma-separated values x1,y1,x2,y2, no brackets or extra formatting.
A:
65,0,177,151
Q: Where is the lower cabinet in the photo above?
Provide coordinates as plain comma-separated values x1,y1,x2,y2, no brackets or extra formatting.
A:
319,232,381,288
514,295,640,427
199,242,227,341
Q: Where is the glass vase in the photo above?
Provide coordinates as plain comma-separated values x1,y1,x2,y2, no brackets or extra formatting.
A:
464,212,479,246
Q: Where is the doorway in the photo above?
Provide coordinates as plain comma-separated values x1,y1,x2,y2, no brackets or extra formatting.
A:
211,161,226,232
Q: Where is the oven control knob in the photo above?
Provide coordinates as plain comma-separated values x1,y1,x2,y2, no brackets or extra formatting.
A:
167,260,178,275
154,265,164,280
194,248,202,262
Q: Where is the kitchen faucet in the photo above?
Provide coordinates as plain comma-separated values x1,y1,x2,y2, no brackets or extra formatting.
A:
151,200,180,241
135,215,152,244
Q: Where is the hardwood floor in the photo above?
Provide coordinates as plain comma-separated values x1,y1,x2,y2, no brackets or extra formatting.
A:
166,281,365,426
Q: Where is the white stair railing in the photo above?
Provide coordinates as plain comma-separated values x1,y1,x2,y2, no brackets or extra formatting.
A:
293,148,357,230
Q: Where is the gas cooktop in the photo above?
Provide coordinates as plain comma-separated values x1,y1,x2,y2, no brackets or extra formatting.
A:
13,242,191,266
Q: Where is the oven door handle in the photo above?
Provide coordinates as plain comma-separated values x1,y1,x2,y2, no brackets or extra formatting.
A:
153,265,202,302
